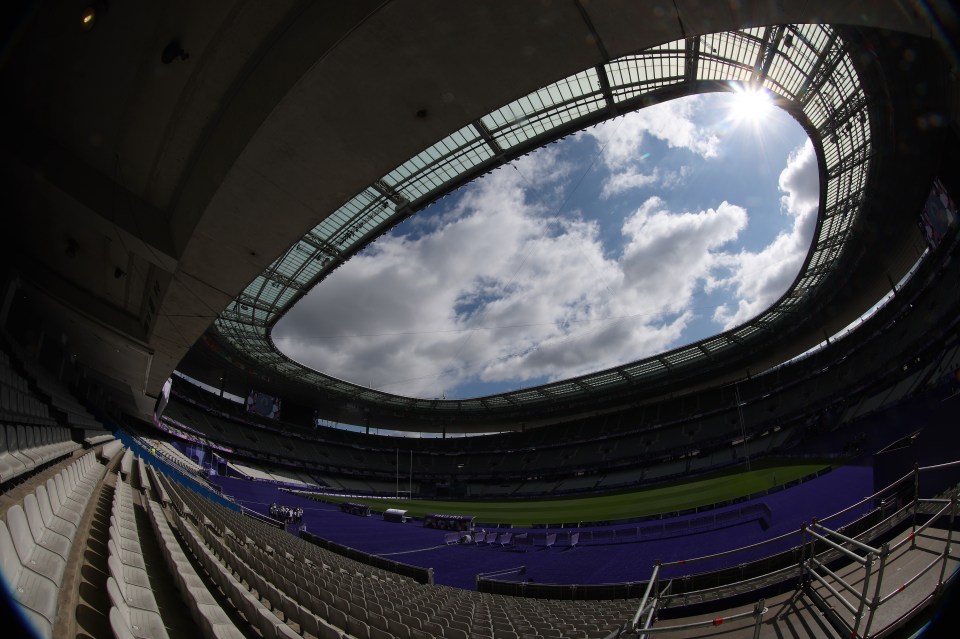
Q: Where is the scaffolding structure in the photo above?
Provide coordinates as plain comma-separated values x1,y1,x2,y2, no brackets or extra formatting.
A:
618,461,960,638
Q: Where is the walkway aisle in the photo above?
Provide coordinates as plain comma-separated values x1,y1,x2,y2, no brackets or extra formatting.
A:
131,466,201,638
155,481,262,639
70,463,114,639
67,459,198,639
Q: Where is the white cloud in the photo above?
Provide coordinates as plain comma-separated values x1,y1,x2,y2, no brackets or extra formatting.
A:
712,140,819,329
584,96,720,169
274,156,749,398
601,168,659,199
273,96,811,399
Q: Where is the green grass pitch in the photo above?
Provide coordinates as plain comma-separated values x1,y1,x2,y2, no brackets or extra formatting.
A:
311,462,828,526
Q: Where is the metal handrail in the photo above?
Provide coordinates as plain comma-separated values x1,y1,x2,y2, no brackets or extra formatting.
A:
658,528,802,568
615,467,959,638
804,527,870,564
809,521,882,555
632,563,660,630
634,601,767,635
878,554,944,605
889,498,955,552
807,568,859,614
808,557,864,598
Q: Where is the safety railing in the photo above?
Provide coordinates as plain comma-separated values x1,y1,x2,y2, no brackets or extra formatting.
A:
801,520,885,638
800,458,958,639
619,459,960,637
625,561,766,638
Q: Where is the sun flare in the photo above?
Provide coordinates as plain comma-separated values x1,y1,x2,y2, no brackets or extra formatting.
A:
728,85,773,125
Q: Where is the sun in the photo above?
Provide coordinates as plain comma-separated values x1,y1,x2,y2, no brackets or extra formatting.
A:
728,84,774,126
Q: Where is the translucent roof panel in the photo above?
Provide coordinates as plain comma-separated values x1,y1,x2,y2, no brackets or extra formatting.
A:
481,68,605,149
214,24,874,413
606,40,686,102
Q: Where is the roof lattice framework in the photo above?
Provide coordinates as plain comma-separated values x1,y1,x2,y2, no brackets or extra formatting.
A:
213,24,872,413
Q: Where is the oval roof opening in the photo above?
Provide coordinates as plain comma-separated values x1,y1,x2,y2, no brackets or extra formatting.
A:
215,25,872,414
274,92,816,399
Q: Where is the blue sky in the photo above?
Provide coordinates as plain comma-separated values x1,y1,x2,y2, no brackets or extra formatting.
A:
274,92,819,399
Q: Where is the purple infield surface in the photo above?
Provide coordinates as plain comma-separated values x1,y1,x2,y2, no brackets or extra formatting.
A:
211,463,875,590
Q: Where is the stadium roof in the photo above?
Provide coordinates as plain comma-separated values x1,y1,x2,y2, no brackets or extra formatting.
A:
1,2,953,421
213,24,871,413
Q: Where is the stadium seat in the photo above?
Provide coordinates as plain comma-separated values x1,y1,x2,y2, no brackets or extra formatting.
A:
22,493,71,561
0,424,28,482
8,425,36,473
107,575,168,639
0,519,58,639
7,503,66,587
34,484,78,542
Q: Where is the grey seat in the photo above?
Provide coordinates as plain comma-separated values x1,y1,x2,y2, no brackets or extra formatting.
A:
109,554,152,589
8,425,36,473
7,504,66,587
34,484,77,541
0,520,57,639
0,424,28,482
22,493,71,561
16,426,44,466
46,478,82,525
110,606,139,639
53,473,85,516
107,576,168,639
110,537,147,570
120,449,134,478
387,618,412,639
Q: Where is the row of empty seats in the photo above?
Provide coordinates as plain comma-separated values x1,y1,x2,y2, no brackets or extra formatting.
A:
108,471,169,639
157,469,630,638
230,460,323,488
120,449,134,481
0,352,54,426
0,381,55,426
0,451,107,637
101,439,125,463
85,429,116,446
178,506,303,638
142,465,245,639
0,423,80,485
147,439,202,475
17,353,104,431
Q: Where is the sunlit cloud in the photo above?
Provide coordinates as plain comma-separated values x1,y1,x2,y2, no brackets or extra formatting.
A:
712,140,819,328
275,169,751,397
583,95,720,169
273,95,812,399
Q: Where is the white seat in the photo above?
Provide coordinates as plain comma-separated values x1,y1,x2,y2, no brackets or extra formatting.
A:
110,570,160,614
0,423,28,482
22,493,71,561
0,520,57,638
109,554,152,589
110,538,147,570
8,425,36,472
34,484,78,542
107,576,168,639
7,504,66,587
53,474,85,516
110,605,139,639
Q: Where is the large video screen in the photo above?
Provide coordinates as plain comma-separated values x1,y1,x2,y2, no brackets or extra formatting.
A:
246,389,281,420
919,177,957,248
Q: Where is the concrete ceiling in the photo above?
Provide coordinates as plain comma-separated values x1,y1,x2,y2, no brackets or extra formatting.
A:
1,1,955,418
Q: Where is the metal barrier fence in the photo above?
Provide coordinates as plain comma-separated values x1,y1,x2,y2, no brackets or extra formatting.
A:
615,460,960,637
801,491,958,638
